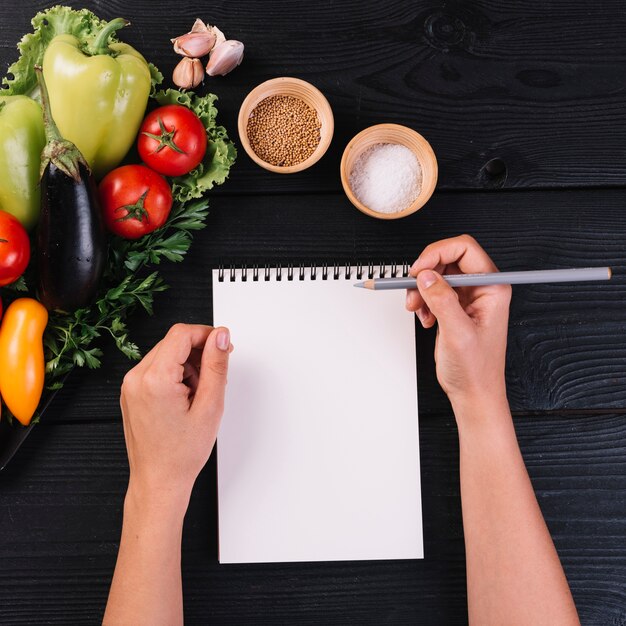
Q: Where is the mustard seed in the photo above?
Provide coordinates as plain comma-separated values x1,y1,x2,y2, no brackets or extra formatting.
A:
247,95,321,167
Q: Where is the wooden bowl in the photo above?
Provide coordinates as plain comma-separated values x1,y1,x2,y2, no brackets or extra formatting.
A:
238,77,334,174
340,124,438,219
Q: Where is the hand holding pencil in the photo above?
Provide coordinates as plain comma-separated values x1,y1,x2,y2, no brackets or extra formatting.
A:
402,234,611,405
403,235,513,406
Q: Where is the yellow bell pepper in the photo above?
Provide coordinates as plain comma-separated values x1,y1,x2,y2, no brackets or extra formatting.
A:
42,18,152,179
0,298,48,426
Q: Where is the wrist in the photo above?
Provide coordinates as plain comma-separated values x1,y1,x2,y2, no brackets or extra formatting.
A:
125,476,192,523
450,390,513,438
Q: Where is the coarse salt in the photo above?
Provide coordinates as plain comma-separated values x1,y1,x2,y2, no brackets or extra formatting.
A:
349,143,422,214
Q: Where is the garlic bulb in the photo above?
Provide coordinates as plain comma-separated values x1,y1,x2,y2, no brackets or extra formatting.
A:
206,40,244,77
172,57,204,89
170,20,244,79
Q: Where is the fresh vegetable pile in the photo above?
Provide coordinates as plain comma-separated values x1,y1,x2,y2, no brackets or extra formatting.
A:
0,6,236,427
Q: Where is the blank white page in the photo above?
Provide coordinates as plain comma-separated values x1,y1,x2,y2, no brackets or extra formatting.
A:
213,267,422,564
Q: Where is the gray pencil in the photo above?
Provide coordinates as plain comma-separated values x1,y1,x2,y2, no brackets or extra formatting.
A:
354,267,612,290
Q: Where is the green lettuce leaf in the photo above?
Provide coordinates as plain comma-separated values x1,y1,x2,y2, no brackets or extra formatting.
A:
2,5,162,97
154,88,237,204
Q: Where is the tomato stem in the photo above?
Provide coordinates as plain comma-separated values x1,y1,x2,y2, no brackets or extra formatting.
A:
115,190,150,223
141,117,187,155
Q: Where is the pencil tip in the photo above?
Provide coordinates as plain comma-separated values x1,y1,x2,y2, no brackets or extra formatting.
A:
354,282,366,288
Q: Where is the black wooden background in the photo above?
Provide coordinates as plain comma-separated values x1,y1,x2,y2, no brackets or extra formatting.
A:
2,1,626,624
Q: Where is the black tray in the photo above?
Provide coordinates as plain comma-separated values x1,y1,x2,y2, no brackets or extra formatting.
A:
0,382,63,471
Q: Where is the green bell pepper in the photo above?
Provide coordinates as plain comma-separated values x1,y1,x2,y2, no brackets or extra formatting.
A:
41,18,152,180
0,95,45,230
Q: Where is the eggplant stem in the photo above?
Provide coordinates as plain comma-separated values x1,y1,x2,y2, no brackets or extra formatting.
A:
35,65,90,182
35,65,63,146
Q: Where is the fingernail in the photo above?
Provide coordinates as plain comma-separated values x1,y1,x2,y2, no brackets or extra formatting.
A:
216,328,230,351
418,270,437,289
416,307,428,325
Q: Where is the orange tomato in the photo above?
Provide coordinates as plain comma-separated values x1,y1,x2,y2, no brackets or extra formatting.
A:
0,298,48,425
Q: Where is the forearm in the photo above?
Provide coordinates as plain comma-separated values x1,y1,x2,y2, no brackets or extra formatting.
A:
453,395,579,626
103,481,190,626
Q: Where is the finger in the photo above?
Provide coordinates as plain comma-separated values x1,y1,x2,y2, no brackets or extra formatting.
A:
187,347,204,371
191,326,231,418
411,234,498,276
441,263,476,310
412,303,431,327
406,264,459,318
405,281,420,311
182,361,200,392
183,347,205,393
442,263,462,275
407,261,447,315
405,286,433,327
131,329,205,377
148,324,215,384
417,270,474,334
410,260,446,277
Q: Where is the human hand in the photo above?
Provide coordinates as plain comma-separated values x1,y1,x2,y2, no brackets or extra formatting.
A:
120,323,232,505
405,235,511,413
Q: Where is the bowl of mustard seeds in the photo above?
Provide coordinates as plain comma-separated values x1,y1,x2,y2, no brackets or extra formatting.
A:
238,77,334,173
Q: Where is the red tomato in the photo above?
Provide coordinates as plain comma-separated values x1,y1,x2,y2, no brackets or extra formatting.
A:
0,210,30,287
137,105,207,177
99,165,173,240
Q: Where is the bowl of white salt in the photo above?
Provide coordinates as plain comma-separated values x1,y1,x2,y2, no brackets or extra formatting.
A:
340,124,438,219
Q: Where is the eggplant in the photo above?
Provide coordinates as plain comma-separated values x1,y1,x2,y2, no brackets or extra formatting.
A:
38,162,105,311
34,66,106,313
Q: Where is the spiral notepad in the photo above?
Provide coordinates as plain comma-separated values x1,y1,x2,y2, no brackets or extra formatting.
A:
213,264,422,564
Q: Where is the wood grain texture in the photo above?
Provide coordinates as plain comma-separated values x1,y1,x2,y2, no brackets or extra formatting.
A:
1,2,625,623
37,187,626,427
1,415,625,624
4,1,626,193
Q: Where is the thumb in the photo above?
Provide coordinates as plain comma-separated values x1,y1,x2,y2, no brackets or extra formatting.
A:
192,326,231,417
417,271,472,333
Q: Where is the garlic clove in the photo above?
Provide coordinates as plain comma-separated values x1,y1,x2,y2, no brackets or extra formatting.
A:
206,40,244,76
172,57,204,89
171,20,216,57
209,24,227,48
190,18,209,33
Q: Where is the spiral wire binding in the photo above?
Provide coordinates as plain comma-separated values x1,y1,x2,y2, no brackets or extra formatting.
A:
217,263,411,282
